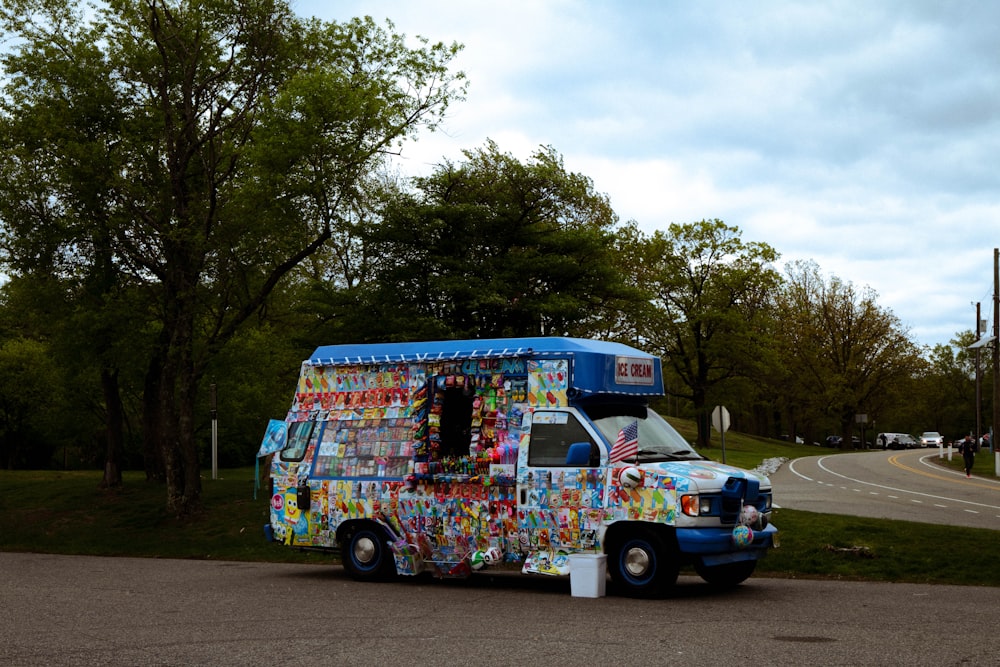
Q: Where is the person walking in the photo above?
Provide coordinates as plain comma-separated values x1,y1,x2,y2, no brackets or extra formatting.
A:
961,434,978,477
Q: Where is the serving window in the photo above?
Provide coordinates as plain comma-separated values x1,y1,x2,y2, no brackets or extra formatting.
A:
312,417,413,478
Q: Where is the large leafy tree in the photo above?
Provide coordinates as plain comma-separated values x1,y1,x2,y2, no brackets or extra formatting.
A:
775,260,922,448
0,0,465,513
635,220,781,449
914,334,981,439
349,141,632,340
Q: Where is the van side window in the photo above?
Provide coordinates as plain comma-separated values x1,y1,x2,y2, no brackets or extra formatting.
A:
528,412,598,467
280,421,315,462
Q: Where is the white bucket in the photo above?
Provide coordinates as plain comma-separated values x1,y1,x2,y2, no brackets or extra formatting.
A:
568,554,607,598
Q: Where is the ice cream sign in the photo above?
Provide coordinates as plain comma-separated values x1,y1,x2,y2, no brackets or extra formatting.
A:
615,355,655,386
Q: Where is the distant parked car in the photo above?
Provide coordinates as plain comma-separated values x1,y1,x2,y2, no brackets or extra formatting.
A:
878,432,913,450
826,435,863,448
919,431,943,448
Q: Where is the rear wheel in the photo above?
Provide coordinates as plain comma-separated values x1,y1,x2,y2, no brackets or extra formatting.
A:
694,559,756,588
341,525,395,581
608,530,678,598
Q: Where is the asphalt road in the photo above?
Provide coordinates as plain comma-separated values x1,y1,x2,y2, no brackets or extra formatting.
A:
770,447,1000,530
3,551,1000,666
5,450,1000,666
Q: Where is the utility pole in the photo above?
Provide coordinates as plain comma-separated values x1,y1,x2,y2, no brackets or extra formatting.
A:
976,301,982,446
993,248,999,473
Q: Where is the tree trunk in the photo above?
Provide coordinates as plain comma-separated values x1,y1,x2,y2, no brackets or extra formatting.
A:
99,366,124,489
694,386,711,449
142,353,166,483
155,291,203,517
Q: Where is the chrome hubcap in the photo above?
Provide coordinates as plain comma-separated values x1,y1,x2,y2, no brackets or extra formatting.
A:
352,535,376,565
624,546,651,578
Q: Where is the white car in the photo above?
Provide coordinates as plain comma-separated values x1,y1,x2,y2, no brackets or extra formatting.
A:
877,432,916,450
919,431,944,448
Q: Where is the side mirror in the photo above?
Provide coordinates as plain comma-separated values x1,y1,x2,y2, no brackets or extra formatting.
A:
565,442,592,466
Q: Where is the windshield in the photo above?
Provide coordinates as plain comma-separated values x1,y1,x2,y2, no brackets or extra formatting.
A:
582,404,703,461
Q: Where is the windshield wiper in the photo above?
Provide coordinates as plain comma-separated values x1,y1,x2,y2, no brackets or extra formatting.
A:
632,449,702,460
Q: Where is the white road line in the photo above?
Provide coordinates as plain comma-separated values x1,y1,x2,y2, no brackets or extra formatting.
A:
812,455,1000,512
918,454,1000,485
787,458,814,481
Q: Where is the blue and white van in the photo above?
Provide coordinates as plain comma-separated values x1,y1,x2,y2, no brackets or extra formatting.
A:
263,337,777,597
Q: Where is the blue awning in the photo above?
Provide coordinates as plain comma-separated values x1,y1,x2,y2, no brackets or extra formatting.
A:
307,337,664,397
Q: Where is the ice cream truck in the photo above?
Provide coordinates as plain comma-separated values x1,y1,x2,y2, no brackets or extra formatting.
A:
262,337,777,597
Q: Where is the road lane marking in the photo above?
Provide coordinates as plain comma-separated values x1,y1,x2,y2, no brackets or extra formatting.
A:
891,453,1000,490
813,455,1000,512
787,458,814,481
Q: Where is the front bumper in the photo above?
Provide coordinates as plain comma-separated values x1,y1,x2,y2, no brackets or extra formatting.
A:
676,522,778,564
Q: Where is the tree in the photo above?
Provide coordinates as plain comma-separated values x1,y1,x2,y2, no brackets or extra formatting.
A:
913,334,980,439
775,260,922,449
635,220,781,448
0,338,63,469
0,0,465,513
351,141,633,340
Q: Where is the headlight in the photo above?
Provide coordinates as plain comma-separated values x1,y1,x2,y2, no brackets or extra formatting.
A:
680,494,714,517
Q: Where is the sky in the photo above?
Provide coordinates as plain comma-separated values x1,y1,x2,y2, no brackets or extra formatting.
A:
300,0,1000,350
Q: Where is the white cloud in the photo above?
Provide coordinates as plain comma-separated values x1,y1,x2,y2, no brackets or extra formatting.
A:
299,0,1000,349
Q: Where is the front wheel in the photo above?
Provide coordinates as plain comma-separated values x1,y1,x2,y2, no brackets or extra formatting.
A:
341,525,395,582
694,559,756,588
608,531,678,598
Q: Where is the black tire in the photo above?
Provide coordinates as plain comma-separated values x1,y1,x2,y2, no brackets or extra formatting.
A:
341,525,395,581
694,559,756,588
607,530,678,598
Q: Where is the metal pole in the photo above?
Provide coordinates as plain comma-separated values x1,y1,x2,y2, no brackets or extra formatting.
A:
210,383,218,480
993,249,999,474
976,301,981,449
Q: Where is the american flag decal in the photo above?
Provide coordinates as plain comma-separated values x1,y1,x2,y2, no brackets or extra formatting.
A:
609,420,639,463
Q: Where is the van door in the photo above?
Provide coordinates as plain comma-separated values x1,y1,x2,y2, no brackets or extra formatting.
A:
270,420,321,546
518,409,604,574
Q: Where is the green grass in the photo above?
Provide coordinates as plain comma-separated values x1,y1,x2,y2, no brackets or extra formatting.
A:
2,433,998,587
757,508,1000,586
0,469,326,564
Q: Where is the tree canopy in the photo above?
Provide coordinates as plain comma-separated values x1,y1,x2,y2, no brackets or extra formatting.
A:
0,0,466,513
633,219,781,447
348,140,634,340
0,2,974,502
775,260,924,448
